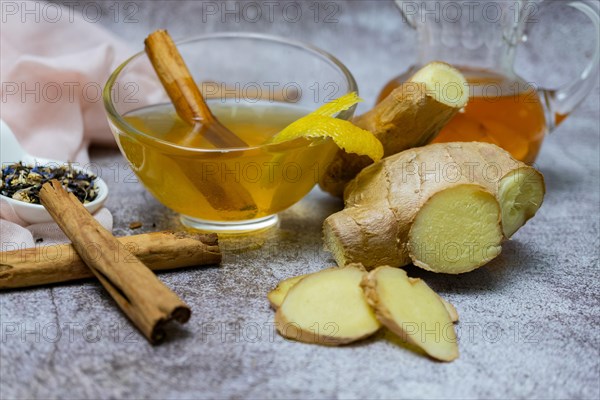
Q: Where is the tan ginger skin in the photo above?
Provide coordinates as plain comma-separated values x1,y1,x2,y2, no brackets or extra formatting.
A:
319,62,469,197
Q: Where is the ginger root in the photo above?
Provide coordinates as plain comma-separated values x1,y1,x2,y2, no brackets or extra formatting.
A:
361,266,459,361
323,142,545,273
319,62,468,197
274,265,380,345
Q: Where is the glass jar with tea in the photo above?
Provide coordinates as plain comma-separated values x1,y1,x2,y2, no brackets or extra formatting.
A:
379,0,599,164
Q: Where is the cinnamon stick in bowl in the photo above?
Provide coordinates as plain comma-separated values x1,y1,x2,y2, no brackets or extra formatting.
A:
144,30,257,215
39,180,191,344
0,231,220,290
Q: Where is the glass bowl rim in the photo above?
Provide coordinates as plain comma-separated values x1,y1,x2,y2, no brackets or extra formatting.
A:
103,32,359,153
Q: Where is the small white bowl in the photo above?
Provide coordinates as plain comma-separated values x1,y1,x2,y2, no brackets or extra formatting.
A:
1,120,109,224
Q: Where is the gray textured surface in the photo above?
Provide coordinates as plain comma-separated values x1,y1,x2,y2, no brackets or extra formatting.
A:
1,1,599,399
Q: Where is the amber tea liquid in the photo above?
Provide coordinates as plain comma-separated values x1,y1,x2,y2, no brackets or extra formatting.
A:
120,102,337,222
378,69,547,164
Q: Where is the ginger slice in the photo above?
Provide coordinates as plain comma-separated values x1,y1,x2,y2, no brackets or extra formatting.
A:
275,266,380,345
408,184,503,274
439,297,459,323
269,271,459,322
267,274,307,309
362,266,459,361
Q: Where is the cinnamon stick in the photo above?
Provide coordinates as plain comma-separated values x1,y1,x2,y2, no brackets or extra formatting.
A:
144,29,247,148
40,180,191,344
144,29,257,215
0,231,220,290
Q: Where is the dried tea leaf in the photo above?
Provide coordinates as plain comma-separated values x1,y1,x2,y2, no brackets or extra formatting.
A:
1,162,98,205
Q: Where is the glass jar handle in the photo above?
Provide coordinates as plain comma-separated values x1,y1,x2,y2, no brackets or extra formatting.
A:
537,0,600,131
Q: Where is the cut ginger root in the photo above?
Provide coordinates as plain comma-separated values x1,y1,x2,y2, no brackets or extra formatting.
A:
319,62,469,197
498,168,545,238
409,184,503,273
323,142,545,273
275,265,381,345
361,266,459,362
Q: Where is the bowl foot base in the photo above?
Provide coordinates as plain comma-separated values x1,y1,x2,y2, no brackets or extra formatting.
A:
180,214,279,234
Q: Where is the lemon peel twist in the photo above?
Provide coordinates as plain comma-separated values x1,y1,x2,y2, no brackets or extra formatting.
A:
270,93,383,162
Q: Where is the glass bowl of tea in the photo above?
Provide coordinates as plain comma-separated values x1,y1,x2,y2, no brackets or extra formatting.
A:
104,33,358,232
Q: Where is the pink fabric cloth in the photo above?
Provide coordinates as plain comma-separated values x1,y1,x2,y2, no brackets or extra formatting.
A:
0,1,133,248
1,0,132,162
